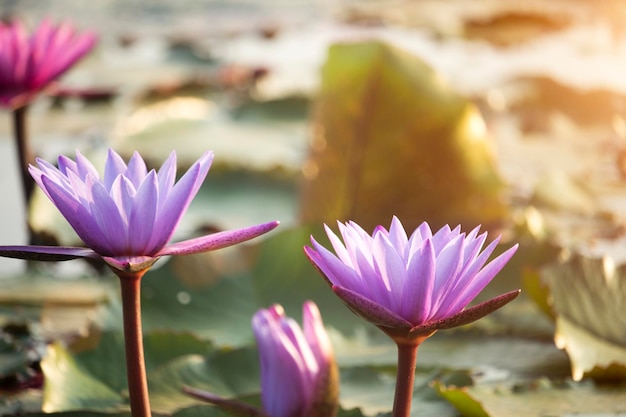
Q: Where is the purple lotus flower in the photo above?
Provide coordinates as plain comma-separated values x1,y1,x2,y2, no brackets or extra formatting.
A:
0,149,279,272
305,217,519,340
0,19,97,109
0,148,279,417
253,302,338,417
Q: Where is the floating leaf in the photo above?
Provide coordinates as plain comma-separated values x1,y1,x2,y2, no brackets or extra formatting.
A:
40,331,253,414
434,377,626,417
300,41,507,233
0,274,113,340
41,329,458,417
433,381,489,417
113,96,307,173
541,252,626,381
41,342,123,412
339,366,458,417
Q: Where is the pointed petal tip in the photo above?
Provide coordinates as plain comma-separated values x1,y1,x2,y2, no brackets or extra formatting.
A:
158,220,280,257
493,242,520,268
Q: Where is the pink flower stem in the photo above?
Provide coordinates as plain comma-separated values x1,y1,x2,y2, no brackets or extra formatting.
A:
12,106,35,210
118,271,152,417
392,342,420,417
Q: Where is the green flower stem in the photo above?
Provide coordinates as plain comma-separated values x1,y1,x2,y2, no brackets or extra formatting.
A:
119,271,152,417
12,105,35,210
392,342,419,417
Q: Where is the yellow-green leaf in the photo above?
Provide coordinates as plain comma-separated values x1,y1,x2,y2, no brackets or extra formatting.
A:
300,40,507,232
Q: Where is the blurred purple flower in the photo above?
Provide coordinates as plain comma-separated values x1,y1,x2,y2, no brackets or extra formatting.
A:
0,18,97,109
253,302,338,417
305,216,519,341
185,301,338,417
0,149,279,272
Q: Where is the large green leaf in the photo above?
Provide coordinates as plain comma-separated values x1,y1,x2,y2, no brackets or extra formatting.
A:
40,329,462,417
41,342,123,412
41,331,255,414
300,41,507,233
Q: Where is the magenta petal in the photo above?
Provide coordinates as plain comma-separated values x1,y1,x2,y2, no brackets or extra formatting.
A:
436,237,502,314
332,285,413,329
305,240,365,294
104,149,127,189
432,235,464,294
128,171,158,253
125,152,148,187
41,175,112,255
371,232,406,311
430,224,453,252
404,239,436,324
89,179,129,253
302,301,332,366
158,220,279,256
387,216,408,250
0,19,96,109
0,245,98,262
149,152,213,251
304,244,343,287
324,224,352,266
74,151,100,180
441,244,519,316
253,310,310,417
460,228,486,266
56,154,78,177
156,151,177,199
428,235,465,318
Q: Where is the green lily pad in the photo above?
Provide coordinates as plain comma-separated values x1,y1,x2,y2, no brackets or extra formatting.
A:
340,366,458,417
40,329,459,417
41,342,123,412
41,331,256,415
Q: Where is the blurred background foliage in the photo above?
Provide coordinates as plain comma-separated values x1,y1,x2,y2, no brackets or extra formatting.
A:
2,0,626,416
